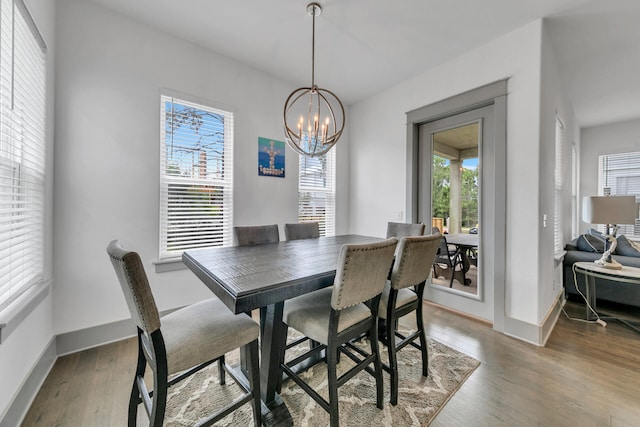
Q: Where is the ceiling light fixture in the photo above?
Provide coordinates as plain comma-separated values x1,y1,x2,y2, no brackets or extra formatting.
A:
283,2,345,157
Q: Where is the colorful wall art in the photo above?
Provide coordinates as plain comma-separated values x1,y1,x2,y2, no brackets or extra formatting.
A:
258,137,285,178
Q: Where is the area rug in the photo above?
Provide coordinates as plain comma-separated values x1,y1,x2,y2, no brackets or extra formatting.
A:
164,337,479,426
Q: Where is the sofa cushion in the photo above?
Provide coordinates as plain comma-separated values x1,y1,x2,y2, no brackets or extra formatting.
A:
616,235,640,257
576,233,606,253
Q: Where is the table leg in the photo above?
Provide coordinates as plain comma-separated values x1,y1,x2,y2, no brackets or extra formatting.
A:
585,274,596,321
260,302,293,426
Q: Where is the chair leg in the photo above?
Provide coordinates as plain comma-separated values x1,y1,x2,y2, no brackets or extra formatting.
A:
247,339,262,427
370,321,384,409
149,365,168,427
218,355,226,385
327,343,340,427
128,343,146,427
416,303,429,377
386,312,399,406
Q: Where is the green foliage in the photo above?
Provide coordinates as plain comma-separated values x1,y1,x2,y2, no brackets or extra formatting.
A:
432,156,478,228
432,156,450,219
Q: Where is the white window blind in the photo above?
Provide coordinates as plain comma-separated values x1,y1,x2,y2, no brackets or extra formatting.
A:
159,95,233,259
554,117,565,253
298,149,336,237
571,142,578,238
0,0,47,311
598,151,640,238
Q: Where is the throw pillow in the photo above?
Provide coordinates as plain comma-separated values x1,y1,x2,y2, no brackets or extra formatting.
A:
576,233,606,253
615,235,640,257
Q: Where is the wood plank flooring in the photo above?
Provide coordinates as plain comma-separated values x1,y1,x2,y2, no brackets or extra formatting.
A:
21,300,640,426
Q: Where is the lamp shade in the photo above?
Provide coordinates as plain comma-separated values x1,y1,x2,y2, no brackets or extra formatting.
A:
582,195,636,224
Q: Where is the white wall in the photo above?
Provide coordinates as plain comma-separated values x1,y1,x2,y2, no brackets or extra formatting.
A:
581,117,640,232
349,20,549,327
0,0,56,420
539,21,580,320
53,0,349,335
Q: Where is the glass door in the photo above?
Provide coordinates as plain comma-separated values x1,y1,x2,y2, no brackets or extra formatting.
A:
419,105,494,320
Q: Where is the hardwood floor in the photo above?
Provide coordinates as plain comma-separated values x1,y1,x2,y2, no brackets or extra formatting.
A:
22,300,640,426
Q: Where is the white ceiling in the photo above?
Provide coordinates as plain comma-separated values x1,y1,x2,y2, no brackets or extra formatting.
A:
86,0,640,128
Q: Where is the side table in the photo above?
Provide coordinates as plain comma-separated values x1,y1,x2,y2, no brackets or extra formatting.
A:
572,261,640,334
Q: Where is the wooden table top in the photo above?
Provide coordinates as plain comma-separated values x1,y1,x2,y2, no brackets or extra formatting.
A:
182,234,382,313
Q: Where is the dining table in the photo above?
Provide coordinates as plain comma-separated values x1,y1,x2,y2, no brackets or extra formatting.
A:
182,234,383,425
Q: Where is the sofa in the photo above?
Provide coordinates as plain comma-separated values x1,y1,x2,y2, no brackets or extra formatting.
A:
563,231,640,308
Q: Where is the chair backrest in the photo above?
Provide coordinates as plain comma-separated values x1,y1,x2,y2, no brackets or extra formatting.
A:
234,224,280,246
386,222,425,238
431,226,441,235
285,222,320,240
331,237,398,311
438,235,449,255
107,240,160,334
390,234,441,290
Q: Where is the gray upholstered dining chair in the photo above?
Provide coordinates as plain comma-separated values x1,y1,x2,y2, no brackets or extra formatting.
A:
386,221,425,238
284,221,320,240
234,224,279,246
280,237,398,427
377,234,440,405
106,240,261,427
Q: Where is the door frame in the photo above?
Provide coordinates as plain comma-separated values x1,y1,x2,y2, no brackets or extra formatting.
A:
405,80,507,331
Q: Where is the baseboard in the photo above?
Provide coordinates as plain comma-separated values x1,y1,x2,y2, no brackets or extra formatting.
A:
1,307,183,426
503,292,564,346
56,307,180,356
0,337,56,427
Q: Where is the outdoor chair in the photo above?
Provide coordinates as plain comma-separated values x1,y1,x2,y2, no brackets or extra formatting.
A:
434,235,464,288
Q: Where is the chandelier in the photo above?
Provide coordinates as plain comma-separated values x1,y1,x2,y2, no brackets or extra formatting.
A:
283,2,345,157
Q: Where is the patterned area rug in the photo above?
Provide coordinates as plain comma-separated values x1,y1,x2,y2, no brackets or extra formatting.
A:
164,337,479,426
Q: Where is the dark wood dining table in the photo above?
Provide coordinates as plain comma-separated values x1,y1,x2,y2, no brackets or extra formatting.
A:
182,234,382,425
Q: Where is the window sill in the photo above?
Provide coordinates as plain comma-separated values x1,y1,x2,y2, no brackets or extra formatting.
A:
0,280,51,344
554,250,567,264
153,257,186,273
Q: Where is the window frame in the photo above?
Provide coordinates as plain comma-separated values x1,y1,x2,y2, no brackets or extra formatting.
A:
159,93,234,260
598,151,640,239
0,0,47,313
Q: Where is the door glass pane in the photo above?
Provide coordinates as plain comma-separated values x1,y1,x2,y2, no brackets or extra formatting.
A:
431,122,479,296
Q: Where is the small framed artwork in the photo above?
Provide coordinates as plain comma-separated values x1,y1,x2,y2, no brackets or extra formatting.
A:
258,137,285,178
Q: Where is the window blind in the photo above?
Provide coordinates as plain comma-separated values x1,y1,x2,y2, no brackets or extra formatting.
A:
298,149,336,237
571,142,578,238
598,151,640,238
159,95,233,259
554,117,565,253
0,0,47,310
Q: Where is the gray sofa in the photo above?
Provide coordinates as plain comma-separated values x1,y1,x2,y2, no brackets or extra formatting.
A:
563,238,640,308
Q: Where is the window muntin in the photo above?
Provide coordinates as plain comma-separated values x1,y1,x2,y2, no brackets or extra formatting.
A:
159,95,233,259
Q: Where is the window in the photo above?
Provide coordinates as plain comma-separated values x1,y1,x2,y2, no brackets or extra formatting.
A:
0,0,47,311
598,151,640,238
159,95,233,259
554,117,565,253
298,149,336,236
571,142,579,238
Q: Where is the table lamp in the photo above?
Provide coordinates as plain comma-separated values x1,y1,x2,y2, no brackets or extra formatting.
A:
582,195,637,269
